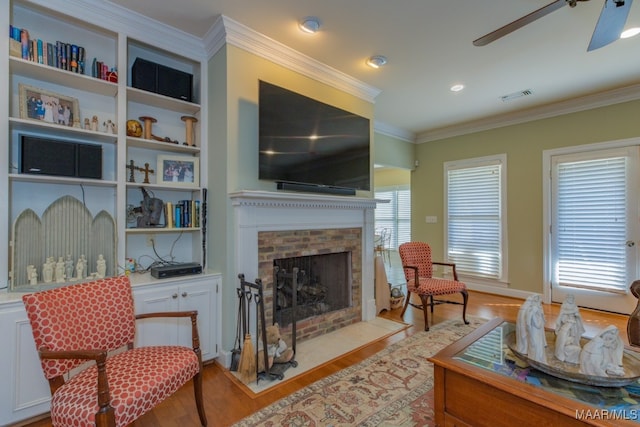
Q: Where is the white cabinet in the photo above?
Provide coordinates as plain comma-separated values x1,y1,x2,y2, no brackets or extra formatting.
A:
0,299,51,426
133,273,220,361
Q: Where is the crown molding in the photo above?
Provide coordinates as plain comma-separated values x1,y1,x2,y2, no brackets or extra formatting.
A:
373,121,415,143
25,0,206,61
417,83,640,143
202,15,381,103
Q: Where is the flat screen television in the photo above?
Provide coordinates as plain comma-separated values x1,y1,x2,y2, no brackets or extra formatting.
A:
258,80,371,192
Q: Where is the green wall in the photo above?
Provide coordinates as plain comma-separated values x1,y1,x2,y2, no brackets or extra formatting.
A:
374,132,415,170
374,168,410,189
413,99,640,294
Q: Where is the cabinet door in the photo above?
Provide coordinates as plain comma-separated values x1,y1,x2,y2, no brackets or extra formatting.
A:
178,278,215,360
0,303,51,426
133,285,180,347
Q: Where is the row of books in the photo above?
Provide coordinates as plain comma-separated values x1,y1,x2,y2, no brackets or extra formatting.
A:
9,25,115,81
164,200,201,229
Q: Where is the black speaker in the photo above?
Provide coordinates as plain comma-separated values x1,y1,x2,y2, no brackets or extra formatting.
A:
157,63,193,102
21,135,102,179
132,57,193,102
131,57,156,93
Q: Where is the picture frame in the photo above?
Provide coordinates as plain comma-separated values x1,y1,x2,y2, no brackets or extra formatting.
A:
18,83,80,128
157,155,199,188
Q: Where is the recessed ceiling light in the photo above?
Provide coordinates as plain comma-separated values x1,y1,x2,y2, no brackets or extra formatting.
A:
621,27,640,39
299,17,321,34
366,55,387,68
450,84,465,92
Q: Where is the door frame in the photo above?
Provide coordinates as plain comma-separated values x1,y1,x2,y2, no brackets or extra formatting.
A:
542,137,640,313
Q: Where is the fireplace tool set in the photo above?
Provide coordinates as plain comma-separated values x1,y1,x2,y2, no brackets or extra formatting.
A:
236,274,298,384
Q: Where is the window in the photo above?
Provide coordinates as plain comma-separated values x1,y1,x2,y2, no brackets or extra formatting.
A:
445,155,507,281
374,187,411,250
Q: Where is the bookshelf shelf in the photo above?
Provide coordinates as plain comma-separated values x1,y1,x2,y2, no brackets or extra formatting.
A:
9,117,118,143
125,227,201,234
127,86,200,115
10,57,118,96
126,136,200,153
9,173,117,187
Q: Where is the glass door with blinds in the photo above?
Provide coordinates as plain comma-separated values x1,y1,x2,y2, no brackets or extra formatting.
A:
550,146,639,314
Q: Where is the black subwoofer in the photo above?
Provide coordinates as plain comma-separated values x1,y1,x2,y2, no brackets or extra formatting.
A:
21,135,102,179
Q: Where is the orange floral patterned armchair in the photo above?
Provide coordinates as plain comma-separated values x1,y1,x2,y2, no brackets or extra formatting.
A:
22,276,207,427
399,242,469,331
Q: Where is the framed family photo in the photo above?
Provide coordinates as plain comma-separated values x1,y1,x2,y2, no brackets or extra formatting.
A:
157,155,199,188
19,83,80,128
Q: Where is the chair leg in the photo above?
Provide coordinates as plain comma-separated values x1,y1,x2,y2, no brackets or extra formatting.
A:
430,295,434,313
193,370,207,426
461,290,469,325
420,294,431,331
400,290,412,317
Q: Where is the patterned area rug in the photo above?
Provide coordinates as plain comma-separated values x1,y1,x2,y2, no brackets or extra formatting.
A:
233,316,487,427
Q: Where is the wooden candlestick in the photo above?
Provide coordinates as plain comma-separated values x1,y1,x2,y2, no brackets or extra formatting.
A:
139,116,157,140
181,116,198,147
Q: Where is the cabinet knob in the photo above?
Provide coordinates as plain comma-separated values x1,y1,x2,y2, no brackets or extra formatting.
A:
172,293,178,299
182,292,188,297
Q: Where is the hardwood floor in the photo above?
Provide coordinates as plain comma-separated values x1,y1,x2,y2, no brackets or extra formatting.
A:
19,290,630,427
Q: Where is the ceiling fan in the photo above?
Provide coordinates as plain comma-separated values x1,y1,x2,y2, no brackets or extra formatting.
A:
473,0,634,51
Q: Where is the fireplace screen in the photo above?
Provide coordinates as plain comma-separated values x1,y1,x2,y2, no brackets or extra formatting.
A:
274,252,352,327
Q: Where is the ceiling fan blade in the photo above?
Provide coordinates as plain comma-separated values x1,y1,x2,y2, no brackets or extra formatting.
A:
473,0,568,46
587,0,633,51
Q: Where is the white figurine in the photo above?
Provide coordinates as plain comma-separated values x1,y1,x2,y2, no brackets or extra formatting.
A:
527,299,548,364
103,119,116,134
42,257,54,283
55,256,66,283
96,254,106,278
75,257,85,280
64,254,74,281
554,295,585,364
580,325,625,377
516,295,536,354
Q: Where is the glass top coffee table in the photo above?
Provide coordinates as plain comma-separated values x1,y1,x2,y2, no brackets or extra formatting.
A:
429,317,640,426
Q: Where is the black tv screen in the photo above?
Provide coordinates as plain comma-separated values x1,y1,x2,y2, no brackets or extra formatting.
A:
258,81,371,191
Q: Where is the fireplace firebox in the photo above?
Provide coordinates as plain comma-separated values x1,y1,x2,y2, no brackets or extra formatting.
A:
273,252,352,328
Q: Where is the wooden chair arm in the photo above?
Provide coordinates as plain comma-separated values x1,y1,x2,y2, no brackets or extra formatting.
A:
432,261,459,281
402,265,419,285
39,348,107,362
135,310,198,320
135,311,201,354
39,347,114,424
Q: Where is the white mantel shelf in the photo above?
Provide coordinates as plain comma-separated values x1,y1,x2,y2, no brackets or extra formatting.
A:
229,190,383,210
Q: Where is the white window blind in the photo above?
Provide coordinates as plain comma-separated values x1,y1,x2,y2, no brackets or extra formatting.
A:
446,158,504,279
555,156,627,291
375,188,411,249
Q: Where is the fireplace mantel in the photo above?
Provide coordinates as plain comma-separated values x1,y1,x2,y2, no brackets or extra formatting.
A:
230,190,379,322
229,190,378,210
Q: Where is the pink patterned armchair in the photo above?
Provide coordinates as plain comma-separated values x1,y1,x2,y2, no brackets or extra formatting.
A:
399,242,468,331
22,276,207,427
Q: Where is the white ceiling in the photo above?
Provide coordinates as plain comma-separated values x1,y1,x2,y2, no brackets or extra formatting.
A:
109,0,640,142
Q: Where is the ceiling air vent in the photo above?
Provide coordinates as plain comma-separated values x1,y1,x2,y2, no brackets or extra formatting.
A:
500,89,533,102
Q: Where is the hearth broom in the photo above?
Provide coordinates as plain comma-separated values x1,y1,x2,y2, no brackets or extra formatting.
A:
238,289,256,384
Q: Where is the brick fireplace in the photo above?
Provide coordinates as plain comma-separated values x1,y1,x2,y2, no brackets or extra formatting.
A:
259,228,361,342
230,190,378,344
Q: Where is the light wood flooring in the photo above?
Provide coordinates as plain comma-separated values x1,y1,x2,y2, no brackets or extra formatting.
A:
19,288,630,427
